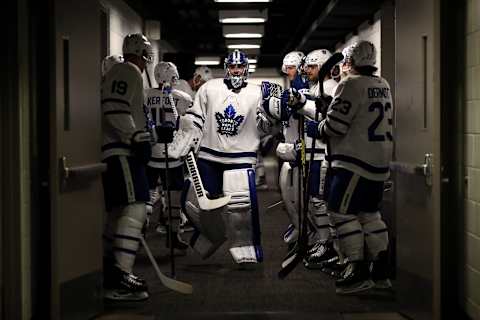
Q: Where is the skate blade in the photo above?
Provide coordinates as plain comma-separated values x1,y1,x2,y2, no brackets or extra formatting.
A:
336,280,375,294
104,289,149,302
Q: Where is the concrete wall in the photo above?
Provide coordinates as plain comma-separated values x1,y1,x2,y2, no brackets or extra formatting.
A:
464,0,480,318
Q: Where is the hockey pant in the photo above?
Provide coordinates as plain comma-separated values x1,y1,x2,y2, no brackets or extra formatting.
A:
104,202,147,273
223,168,263,264
182,178,228,259
279,162,299,243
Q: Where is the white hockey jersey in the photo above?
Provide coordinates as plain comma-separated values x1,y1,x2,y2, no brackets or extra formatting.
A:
101,62,149,160
320,74,393,181
191,78,263,165
144,87,193,168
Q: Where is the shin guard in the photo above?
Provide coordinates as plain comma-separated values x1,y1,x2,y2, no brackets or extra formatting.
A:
330,212,364,262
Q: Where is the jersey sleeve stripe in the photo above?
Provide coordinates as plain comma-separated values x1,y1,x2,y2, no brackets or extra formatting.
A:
104,110,132,116
328,115,350,128
329,154,390,174
186,111,205,123
325,120,346,136
101,98,130,107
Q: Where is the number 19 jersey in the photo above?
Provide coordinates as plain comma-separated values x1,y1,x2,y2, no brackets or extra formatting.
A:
322,74,393,181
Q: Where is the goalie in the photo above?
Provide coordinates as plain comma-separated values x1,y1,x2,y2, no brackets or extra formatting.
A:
182,49,280,264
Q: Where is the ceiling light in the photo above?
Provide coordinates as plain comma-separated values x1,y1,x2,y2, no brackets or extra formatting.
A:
195,56,221,65
227,44,261,49
249,58,257,64
248,68,256,73
219,10,268,24
223,25,264,39
215,0,272,3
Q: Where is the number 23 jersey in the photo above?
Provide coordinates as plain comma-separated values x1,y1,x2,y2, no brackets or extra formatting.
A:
323,74,393,181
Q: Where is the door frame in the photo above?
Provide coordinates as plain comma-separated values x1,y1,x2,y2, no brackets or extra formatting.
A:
439,0,467,318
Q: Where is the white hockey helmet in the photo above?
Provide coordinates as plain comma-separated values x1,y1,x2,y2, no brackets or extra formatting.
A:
194,66,213,82
154,61,179,85
345,41,377,67
101,54,124,76
281,51,305,74
122,33,154,63
224,49,249,89
305,49,332,67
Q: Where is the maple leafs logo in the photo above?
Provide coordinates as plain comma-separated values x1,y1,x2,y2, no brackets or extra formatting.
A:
215,104,244,136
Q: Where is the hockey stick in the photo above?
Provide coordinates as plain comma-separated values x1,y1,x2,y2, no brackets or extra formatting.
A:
185,151,231,210
278,52,344,279
140,237,193,294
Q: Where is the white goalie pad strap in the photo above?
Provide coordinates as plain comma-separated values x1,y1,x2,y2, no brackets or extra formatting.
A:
229,245,259,264
181,179,227,259
276,142,297,161
223,168,262,263
279,162,299,229
113,202,146,272
168,117,203,159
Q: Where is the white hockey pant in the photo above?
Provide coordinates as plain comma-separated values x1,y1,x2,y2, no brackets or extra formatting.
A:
358,211,389,260
279,162,299,243
224,168,263,264
330,211,364,262
111,202,147,273
182,178,227,259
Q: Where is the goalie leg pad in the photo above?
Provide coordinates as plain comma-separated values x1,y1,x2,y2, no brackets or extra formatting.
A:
223,168,263,264
113,202,147,273
330,211,364,262
358,211,389,260
181,179,227,259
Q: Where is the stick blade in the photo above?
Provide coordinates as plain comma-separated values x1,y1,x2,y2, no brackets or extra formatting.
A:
198,194,231,211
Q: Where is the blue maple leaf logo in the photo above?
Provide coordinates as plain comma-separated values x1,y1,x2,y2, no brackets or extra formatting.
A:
215,104,244,136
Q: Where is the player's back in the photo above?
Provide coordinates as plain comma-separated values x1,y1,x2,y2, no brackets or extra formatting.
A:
328,74,393,181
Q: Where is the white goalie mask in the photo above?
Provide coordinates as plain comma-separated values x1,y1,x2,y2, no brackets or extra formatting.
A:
345,40,377,67
122,33,154,64
154,61,179,86
281,51,305,74
224,49,249,89
101,54,124,76
305,49,332,68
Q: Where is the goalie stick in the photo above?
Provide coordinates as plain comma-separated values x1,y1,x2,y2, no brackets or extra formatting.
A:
163,82,231,211
278,52,344,279
140,237,193,294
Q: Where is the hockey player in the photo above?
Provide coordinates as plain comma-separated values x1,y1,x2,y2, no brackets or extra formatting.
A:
174,65,213,99
101,33,154,301
181,49,279,264
275,51,306,246
144,61,195,251
279,49,340,268
303,41,393,294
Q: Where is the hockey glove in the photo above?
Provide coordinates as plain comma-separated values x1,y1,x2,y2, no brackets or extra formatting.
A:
156,123,175,143
306,120,321,139
131,131,152,164
281,88,306,111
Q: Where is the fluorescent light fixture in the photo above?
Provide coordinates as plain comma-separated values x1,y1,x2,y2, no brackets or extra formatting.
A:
215,0,272,3
223,25,264,39
248,58,257,64
248,68,256,73
195,56,221,65
249,64,257,68
219,10,268,24
227,44,260,49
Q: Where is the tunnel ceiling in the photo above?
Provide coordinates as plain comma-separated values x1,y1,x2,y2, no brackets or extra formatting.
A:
125,0,385,69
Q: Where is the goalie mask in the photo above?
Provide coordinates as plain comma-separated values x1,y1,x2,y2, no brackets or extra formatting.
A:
101,54,124,76
122,33,154,64
224,49,249,89
345,40,377,67
281,51,305,74
154,61,179,86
